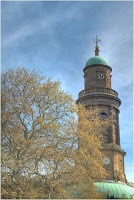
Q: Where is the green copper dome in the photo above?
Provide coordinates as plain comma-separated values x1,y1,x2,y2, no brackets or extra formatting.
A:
67,181,134,199
85,56,110,67
95,182,134,199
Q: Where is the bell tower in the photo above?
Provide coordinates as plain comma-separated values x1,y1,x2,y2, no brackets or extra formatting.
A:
77,36,126,182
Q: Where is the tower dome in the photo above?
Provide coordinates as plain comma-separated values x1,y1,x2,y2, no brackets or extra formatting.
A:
68,181,134,199
85,56,110,67
95,181,134,199
85,35,110,68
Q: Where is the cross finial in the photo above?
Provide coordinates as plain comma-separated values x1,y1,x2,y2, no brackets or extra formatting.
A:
93,35,101,56
93,35,101,46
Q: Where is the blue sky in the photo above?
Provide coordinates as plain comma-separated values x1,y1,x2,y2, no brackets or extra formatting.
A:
1,1,133,182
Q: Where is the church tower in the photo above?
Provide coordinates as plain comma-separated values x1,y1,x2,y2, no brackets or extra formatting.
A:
77,36,126,182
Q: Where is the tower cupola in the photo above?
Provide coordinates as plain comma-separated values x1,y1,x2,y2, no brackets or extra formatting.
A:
83,38,112,90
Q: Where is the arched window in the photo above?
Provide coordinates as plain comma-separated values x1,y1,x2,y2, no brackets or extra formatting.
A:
100,112,107,119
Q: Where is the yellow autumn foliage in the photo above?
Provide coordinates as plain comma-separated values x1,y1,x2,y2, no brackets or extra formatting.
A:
1,67,111,199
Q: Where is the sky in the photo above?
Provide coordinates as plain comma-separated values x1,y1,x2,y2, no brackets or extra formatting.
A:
1,1,133,182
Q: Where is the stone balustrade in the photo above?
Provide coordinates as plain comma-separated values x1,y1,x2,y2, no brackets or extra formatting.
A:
78,87,118,98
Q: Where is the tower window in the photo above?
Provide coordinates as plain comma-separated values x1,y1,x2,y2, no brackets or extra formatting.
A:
113,115,116,120
100,112,107,119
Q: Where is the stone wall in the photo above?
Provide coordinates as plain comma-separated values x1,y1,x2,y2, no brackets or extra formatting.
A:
83,65,112,89
77,63,126,182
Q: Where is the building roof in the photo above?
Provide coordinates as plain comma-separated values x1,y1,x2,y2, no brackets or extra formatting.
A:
95,181,134,199
85,56,110,67
67,181,134,198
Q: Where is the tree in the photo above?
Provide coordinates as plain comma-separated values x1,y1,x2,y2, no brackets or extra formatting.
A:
66,105,111,199
1,67,111,199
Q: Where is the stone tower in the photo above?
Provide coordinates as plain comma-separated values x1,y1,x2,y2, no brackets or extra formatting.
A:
76,36,126,182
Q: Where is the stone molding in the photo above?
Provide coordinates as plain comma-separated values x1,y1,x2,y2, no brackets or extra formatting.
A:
102,144,126,155
77,93,121,109
78,87,118,98
83,64,112,73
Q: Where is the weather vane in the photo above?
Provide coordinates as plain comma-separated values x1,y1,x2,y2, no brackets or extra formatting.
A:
93,35,101,46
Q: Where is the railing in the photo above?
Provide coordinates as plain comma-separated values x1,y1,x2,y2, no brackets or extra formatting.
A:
78,87,118,98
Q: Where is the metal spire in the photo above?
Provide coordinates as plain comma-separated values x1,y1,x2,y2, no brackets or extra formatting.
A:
93,35,101,56
93,35,101,46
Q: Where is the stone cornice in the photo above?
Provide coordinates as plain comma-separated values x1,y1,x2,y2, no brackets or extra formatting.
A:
78,88,118,98
83,64,112,73
102,144,127,155
76,93,121,108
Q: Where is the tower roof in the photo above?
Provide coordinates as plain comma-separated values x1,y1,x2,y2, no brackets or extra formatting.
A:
68,182,134,199
95,182,134,199
85,56,110,67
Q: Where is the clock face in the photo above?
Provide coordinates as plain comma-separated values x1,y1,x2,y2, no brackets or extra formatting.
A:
99,73,104,79
104,157,110,165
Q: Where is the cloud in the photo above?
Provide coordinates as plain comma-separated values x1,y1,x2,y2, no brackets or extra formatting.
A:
2,2,87,47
